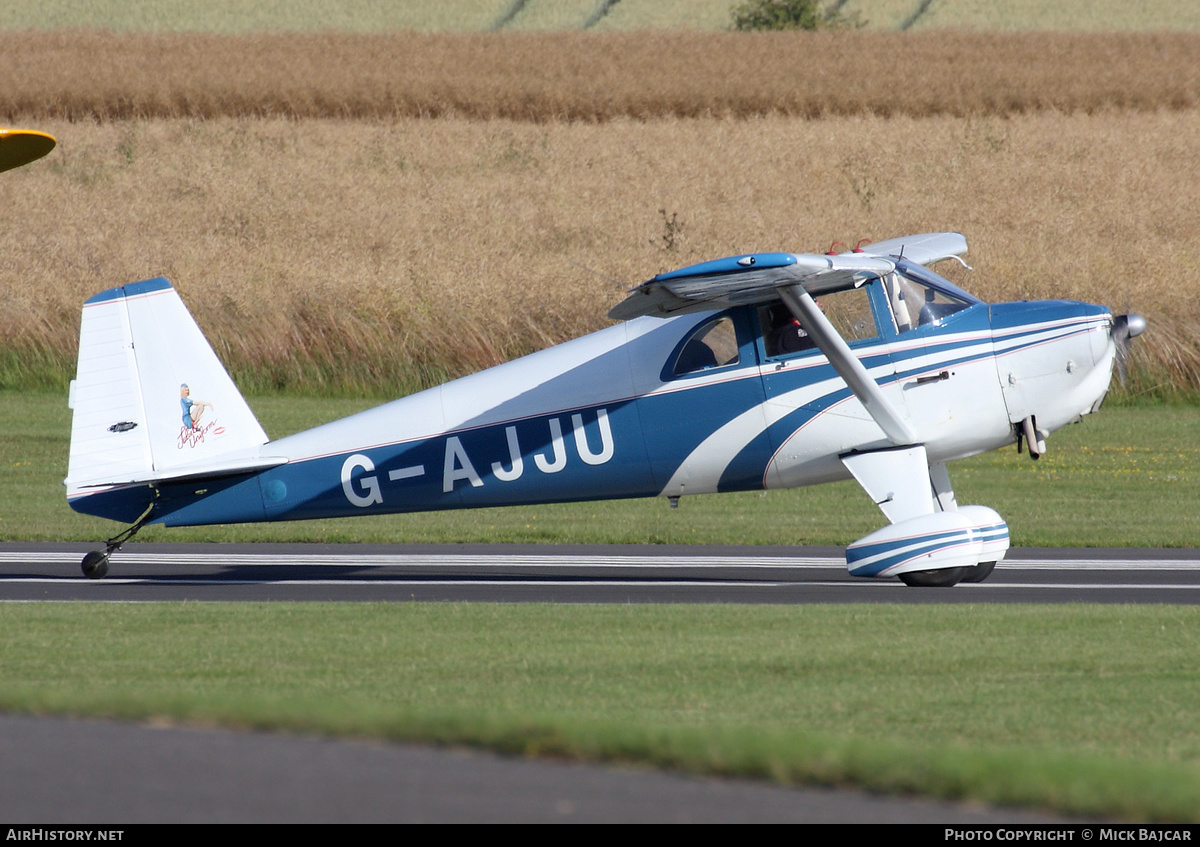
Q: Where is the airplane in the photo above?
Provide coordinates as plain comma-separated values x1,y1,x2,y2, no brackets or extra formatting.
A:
65,231,1145,585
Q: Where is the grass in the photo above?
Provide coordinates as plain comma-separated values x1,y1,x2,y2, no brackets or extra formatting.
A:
6,30,1200,122
3,111,1200,398
0,1,514,33
4,1,1200,32
915,0,1200,32
3,390,1196,547
2,602,1200,821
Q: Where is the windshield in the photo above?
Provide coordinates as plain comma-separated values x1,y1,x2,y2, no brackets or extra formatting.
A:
882,266,976,333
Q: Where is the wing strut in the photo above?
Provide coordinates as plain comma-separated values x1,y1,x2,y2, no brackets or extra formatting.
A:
777,284,917,446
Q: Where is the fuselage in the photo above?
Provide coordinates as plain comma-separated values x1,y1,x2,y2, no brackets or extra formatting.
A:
75,261,1115,529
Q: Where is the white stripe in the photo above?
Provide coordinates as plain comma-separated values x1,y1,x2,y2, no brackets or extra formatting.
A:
0,552,841,569
2,552,1197,570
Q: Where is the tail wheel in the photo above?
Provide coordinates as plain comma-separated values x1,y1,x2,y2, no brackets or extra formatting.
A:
81,551,110,580
898,566,969,588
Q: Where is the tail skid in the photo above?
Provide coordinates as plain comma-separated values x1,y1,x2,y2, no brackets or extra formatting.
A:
67,279,273,571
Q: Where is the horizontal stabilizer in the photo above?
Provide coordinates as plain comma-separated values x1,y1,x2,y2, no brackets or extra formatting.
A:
69,455,288,491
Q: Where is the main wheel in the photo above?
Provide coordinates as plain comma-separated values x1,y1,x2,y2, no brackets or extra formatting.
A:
81,551,109,580
960,561,996,583
898,566,969,588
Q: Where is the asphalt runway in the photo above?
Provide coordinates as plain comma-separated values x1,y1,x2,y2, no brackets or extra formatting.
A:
4,542,1191,823
2,541,1199,603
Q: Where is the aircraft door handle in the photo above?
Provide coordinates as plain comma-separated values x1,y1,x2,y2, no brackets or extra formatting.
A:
908,370,950,386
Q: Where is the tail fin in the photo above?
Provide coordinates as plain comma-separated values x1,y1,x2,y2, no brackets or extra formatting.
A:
66,278,269,516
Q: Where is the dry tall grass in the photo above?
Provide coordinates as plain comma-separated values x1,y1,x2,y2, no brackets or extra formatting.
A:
3,30,1200,122
4,112,1198,396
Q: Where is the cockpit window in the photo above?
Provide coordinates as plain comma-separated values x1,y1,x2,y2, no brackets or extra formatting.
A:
761,303,815,357
758,286,879,358
673,316,739,376
883,272,972,333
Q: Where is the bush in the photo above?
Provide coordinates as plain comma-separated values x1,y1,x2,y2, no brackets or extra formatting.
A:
731,0,859,31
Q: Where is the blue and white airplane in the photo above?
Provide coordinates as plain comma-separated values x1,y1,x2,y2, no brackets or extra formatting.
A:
66,232,1144,585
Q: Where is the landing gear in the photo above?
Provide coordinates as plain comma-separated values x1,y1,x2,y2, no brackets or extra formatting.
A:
960,561,996,583
898,560,997,587
899,566,970,588
81,550,109,579
80,502,155,579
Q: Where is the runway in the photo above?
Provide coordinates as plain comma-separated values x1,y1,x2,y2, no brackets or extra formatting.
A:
1,542,1199,603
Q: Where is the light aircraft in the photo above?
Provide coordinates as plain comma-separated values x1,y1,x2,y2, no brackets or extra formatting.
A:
65,232,1145,585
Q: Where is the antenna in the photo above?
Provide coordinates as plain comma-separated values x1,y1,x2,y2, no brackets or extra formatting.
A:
570,260,627,291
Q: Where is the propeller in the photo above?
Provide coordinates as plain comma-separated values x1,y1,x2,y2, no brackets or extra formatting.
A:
1111,313,1147,386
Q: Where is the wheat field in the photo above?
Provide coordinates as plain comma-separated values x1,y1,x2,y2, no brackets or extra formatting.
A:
4,109,1198,395
2,29,1198,396
3,30,1199,121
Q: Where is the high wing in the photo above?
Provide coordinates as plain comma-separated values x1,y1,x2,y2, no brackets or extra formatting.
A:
608,232,967,322
854,231,968,267
608,252,896,321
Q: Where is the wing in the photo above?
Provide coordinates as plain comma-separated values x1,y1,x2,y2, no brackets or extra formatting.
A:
608,252,896,321
608,232,969,321
853,232,968,267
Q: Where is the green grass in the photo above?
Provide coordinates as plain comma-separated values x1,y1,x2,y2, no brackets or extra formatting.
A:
6,389,1200,820
915,0,1200,32
0,1,514,33
3,602,1199,821
4,390,1197,547
5,0,1200,33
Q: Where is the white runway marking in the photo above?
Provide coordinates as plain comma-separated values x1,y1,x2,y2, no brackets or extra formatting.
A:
2,550,1197,592
0,551,843,569
3,551,1198,569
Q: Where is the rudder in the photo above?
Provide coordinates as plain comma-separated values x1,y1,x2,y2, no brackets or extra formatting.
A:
66,278,268,517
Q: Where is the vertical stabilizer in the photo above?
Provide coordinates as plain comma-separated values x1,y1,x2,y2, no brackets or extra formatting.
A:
66,279,268,499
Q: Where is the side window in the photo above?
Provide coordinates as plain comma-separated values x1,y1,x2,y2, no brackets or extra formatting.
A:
821,287,879,342
672,316,740,376
884,273,971,333
760,303,815,356
758,287,879,358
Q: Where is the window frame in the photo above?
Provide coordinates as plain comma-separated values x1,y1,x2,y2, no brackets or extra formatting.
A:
663,311,754,381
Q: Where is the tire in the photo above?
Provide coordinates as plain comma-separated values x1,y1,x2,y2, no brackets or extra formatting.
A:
898,566,969,587
81,551,109,580
960,561,996,583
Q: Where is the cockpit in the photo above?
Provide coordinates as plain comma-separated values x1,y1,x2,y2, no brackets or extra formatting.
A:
669,262,979,378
